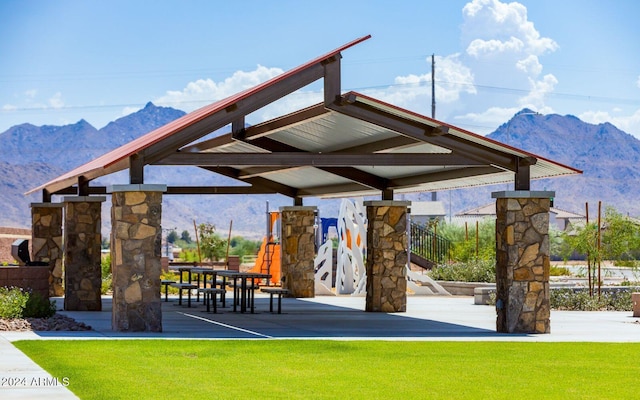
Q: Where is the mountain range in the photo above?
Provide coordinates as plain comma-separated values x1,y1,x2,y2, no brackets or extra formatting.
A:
0,103,637,238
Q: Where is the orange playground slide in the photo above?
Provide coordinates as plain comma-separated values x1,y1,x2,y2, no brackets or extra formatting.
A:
249,238,281,285
248,211,281,285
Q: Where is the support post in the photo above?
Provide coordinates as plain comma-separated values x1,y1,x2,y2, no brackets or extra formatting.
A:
493,190,554,333
31,203,64,296
280,206,317,297
110,184,166,332
63,196,106,311
364,200,410,312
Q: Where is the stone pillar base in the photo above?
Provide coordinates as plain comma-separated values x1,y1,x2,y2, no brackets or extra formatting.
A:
63,196,105,311
364,201,410,313
280,206,317,298
493,191,553,334
31,203,64,297
110,185,165,332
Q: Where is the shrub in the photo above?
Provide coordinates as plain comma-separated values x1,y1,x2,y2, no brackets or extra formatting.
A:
428,260,496,283
549,265,570,276
551,289,633,311
101,254,112,295
0,286,29,318
0,287,56,318
23,291,56,318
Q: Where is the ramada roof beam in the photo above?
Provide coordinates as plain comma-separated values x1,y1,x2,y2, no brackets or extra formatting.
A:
153,152,489,167
142,61,329,165
327,95,525,172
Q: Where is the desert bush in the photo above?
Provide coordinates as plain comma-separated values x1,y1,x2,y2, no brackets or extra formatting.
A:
23,291,56,318
0,287,56,318
428,260,495,283
551,288,633,311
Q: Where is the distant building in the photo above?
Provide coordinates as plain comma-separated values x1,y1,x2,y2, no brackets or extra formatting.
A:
410,201,446,225
454,203,585,231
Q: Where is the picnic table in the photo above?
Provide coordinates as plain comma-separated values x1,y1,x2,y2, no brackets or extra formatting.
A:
217,271,271,313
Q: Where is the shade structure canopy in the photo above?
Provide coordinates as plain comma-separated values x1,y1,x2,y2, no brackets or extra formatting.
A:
28,35,581,202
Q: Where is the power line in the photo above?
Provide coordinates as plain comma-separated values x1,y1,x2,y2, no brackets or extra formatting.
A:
3,78,639,116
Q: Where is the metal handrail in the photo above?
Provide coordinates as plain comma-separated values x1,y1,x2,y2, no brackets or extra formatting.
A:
410,222,450,266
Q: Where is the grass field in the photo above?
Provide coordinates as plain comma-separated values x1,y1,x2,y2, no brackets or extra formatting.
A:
14,340,640,399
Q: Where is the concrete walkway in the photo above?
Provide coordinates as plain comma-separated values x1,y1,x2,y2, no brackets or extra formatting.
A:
1,294,639,399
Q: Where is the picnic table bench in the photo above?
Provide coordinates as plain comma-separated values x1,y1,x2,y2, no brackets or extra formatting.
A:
169,282,198,307
198,287,227,313
161,279,176,302
260,287,290,314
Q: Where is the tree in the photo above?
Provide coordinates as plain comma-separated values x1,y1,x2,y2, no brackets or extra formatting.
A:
180,230,192,244
197,223,227,261
601,206,640,261
166,230,178,244
229,236,261,259
438,218,495,262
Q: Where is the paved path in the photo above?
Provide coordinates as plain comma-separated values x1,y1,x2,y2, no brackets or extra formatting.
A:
1,294,639,398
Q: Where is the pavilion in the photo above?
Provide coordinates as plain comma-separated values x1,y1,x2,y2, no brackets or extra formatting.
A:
26,35,581,334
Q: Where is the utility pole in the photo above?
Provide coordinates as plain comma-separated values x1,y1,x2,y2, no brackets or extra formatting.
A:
431,53,437,202
431,54,436,119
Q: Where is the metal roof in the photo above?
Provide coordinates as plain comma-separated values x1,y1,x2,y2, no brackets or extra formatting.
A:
28,35,581,202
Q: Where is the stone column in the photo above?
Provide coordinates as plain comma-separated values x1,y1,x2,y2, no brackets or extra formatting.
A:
110,184,165,332
364,201,410,312
280,206,317,297
31,203,64,296
493,191,554,334
63,196,106,311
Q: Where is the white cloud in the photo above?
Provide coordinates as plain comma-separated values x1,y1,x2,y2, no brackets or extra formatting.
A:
48,92,64,109
24,89,37,98
462,0,558,57
257,90,323,122
518,73,558,110
2,104,17,111
121,106,143,116
467,36,523,57
637,75,640,89
455,106,520,128
155,65,284,111
579,109,640,138
366,54,475,114
516,55,542,76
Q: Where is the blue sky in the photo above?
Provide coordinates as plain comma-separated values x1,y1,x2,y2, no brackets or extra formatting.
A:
2,0,639,137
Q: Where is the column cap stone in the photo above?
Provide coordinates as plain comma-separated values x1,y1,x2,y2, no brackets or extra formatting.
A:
63,196,107,203
279,206,318,212
363,200,411,207
108,184,167,193
30,202,64,208
491,190,555,199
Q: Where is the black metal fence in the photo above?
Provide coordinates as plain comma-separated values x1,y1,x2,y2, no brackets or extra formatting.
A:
409,222,450,267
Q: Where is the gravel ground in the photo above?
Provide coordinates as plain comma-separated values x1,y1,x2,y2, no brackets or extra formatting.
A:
0,314,92,331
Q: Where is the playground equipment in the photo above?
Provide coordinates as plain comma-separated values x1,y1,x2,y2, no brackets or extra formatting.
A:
249,210,281,285
252,199,449,295
335,199,367,295
314,240,333,295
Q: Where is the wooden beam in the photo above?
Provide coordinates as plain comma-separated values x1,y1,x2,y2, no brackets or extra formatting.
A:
515,161,531,190
328,98,518,171
242,104,329,141
201,166,299,198
78,176,90,196
129,153,145,184
165,186,278,195
155,152,487,167
142,63,327,165
388,166,503,188
323,54,341,106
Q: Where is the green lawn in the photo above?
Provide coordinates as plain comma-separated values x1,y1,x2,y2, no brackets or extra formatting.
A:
14,340,640,399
